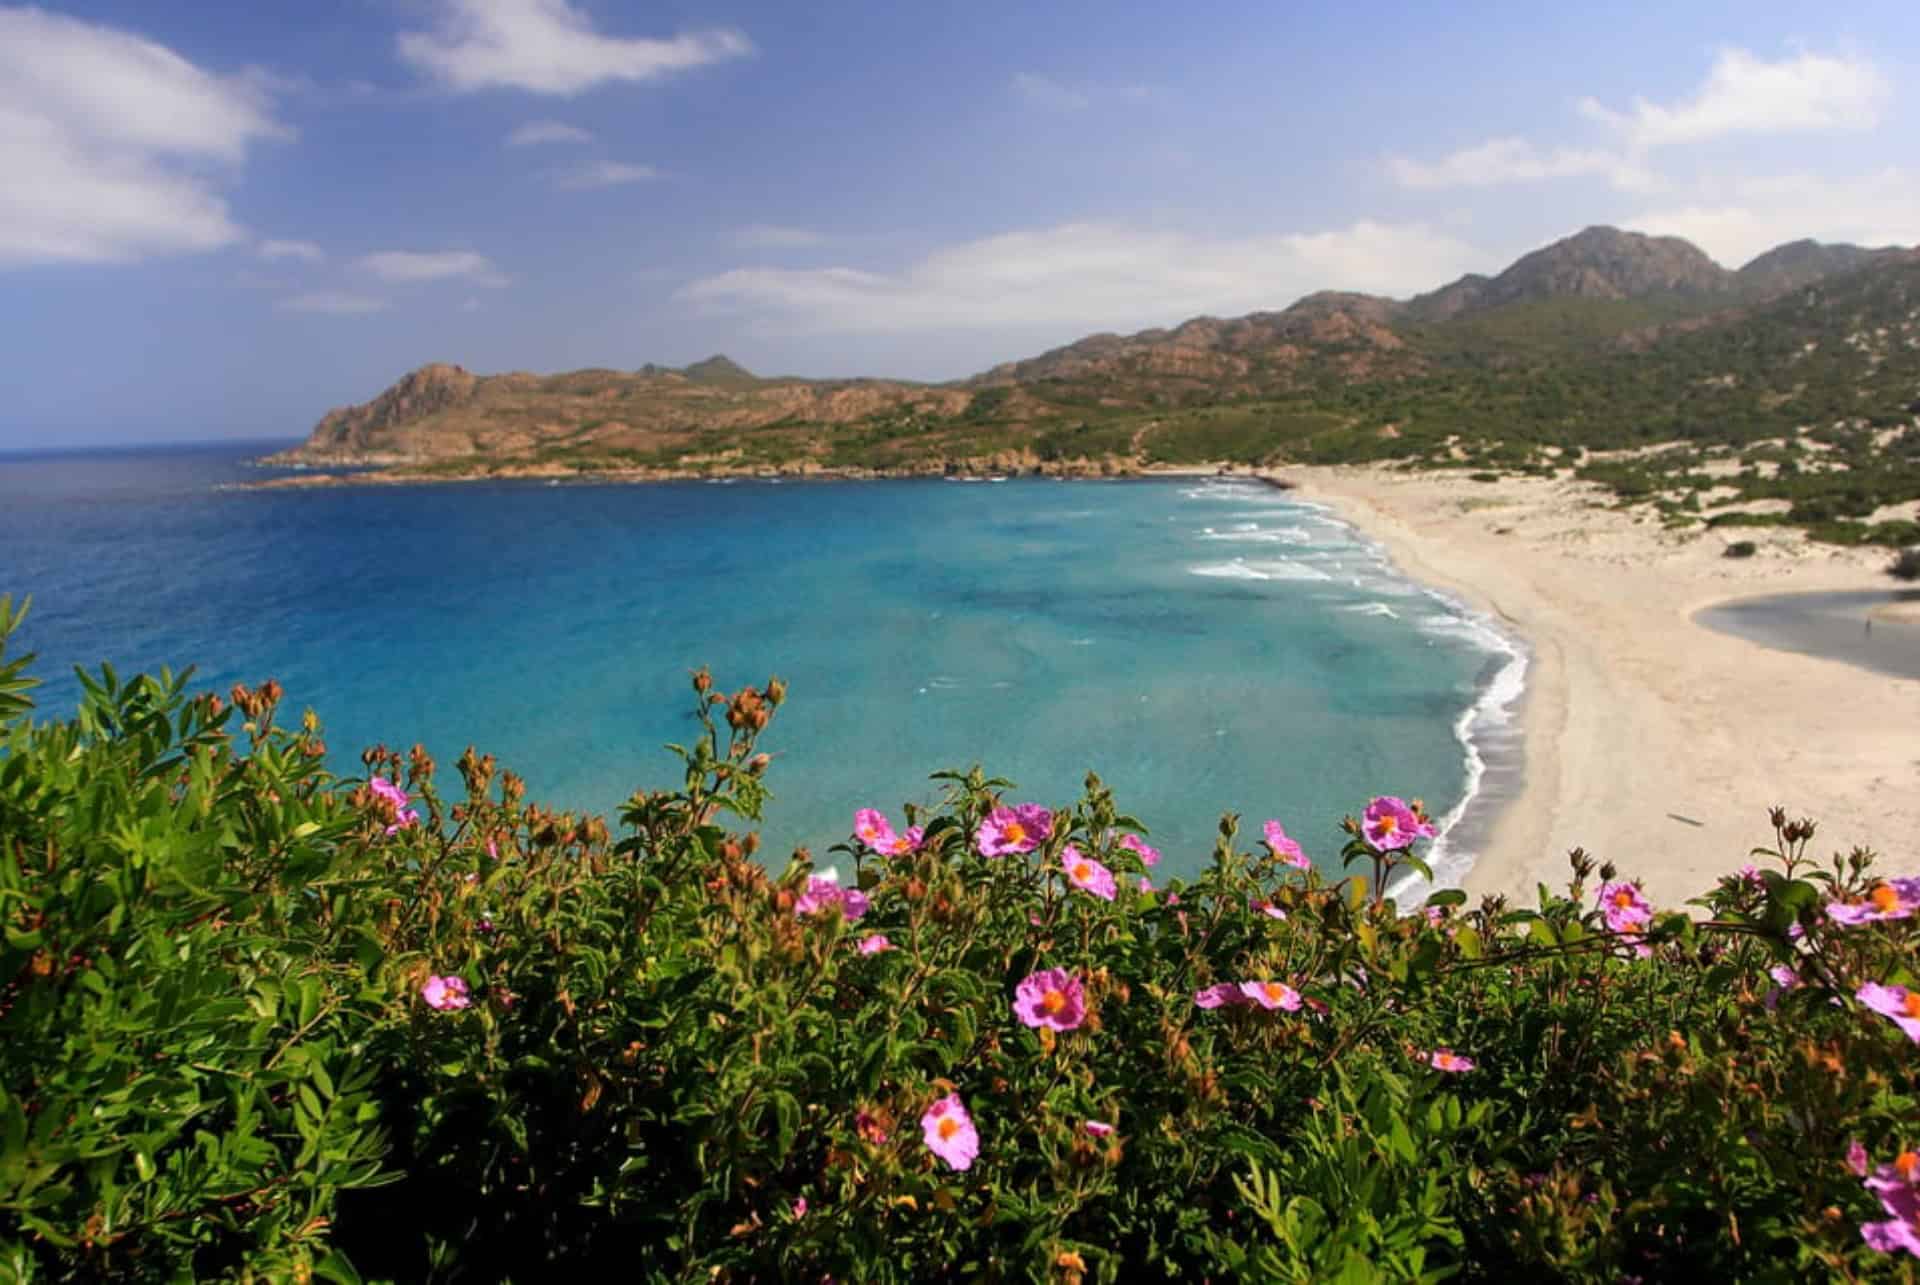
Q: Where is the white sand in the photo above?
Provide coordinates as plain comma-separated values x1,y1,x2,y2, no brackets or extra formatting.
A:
1285,465,1919,907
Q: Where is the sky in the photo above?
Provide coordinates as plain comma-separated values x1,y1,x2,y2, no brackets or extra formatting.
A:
2,0,1917,448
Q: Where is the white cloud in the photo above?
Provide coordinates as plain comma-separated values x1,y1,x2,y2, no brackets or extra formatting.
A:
358,249,507,285
736,223,824,249
506,118,593,146
1626,169,1920,266
1387,138,1657,192
1011,72,1163,113
0,7,287,266
1011,72,1089,112
557,160,658,189
277,291,388,315
397,0,751,95
679,220,1487,334
1580,48,1889,148
259,238,324,262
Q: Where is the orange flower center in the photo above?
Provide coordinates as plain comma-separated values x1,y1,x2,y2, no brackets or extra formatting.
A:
1612,890,1634,909
937,1117,960,1140
1264,983,1286,1003
1903,992,1920,1018
1040,989,1066,1015
1072,862,1091,881
1378,815,1398,833
1871,884,1901,912
1004,822,1026,845
1897,1152,1920,1180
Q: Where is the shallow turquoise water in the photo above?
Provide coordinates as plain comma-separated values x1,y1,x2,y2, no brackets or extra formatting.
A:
0,445,1518,879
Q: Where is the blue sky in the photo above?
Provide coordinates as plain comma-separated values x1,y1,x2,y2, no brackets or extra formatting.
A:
2,0,1916,447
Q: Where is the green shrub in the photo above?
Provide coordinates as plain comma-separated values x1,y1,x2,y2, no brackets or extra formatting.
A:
3,600,1918,1281
1890,548,1920,581
0,598,389,1283
1724,540,1758,558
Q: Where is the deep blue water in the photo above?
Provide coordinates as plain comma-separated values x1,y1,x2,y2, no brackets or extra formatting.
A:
0,443,1521,879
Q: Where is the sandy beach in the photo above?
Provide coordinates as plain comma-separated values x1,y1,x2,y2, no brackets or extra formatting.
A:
1285,464,1919,908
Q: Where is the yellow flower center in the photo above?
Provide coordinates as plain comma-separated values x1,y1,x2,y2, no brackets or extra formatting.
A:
1040,989,1066,1015
1264,983,1286,1004
1903,992,1920,1018
1871,883,1901,912
1072,862,1091,881
937,1117,960,1140
1004,822,1026,846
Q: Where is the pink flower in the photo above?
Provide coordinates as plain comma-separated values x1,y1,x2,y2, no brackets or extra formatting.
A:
1251,898,1287,921
879,826,925,857
1597,881,1653,934
1262,819,1310,869
1827,878,1920,926
1857,981,1920,1044
1424,905,1446,926
1737,863,1764,887
1084,1120,1115,1137
794,869,870,922
855,1109,889,1144
421,975,470,1011
1361,797,1423,851
856,934,894,955
1118,833,1160,867
1013,968,1087,1031
369,776,421,836
1764,964,1802,1011
1861,1151,1920,1257
1239,980,1302,1011
486,838,499,860
1137,876,1155,894
1427,1049,1475,1073
976,803,1051,857
921,1093,979,1171
853,808,897,853
1062,846,1117,901
792,1197,808,1218
1849,1140,1872,1177
1194,983,1245,1009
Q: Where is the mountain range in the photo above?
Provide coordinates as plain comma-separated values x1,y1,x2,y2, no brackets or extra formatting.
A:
267,226,1919,529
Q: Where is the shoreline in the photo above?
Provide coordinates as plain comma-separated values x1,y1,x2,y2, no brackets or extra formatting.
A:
230,458,1256,491
1282,464,1916,908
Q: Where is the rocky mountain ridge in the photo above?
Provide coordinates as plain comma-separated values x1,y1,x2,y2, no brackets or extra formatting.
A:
270,226,1912,476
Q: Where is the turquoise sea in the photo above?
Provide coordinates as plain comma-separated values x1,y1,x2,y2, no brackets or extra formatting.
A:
0,443,1523,882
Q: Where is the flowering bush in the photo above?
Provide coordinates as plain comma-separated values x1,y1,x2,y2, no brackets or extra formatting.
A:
1,598,1917,1281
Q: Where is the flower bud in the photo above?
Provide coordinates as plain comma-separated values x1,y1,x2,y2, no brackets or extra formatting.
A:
692,667,712,695
766,676,787,706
